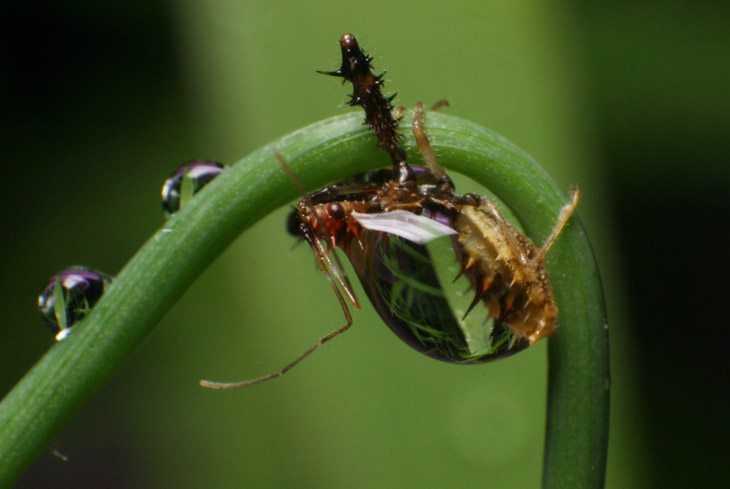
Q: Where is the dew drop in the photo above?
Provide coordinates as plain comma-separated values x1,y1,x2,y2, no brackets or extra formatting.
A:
356,213,522,363
38,267,114,340
161,161,224,216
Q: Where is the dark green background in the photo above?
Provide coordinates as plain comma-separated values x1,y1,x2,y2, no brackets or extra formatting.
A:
2,0,727,487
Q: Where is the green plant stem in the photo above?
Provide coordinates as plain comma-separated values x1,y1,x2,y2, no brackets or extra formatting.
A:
0,111,608,488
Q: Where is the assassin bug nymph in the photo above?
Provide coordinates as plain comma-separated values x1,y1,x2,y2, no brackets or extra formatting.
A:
200,34,579,389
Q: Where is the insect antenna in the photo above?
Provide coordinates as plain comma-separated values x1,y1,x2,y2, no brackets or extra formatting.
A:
318,33,412,184
276,150,310,198
199,151,360,389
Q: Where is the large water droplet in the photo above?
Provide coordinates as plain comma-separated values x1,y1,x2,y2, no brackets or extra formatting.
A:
161,161,224,216
355,216,524,363
38,267,114,340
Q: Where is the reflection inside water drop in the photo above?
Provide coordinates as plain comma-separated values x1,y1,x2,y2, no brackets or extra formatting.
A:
38,267,114,340
161,160,224,216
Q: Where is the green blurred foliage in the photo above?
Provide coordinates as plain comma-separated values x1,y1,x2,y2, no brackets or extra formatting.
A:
1,0,727,487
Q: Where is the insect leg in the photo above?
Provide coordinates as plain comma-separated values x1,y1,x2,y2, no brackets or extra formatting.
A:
199,226,359,389
199,317,353,389
412,102,454,191
430,99,450,111
532,188,580,265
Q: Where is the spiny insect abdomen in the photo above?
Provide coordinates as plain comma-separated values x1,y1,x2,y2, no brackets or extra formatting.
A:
318,34,405,166
455,201,558,345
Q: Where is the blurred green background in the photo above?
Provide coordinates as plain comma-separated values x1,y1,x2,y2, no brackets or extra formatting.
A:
2,0,728,487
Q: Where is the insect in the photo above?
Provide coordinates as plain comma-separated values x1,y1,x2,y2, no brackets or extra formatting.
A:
200,34,578,389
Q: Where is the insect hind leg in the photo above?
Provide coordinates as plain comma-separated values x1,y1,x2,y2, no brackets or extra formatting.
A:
200,236,355,390
199,152,361,390
199,318,353,389
412,101,453,192
533,188,580,265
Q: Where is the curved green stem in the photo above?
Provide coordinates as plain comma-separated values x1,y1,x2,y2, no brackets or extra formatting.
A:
0,112,608,488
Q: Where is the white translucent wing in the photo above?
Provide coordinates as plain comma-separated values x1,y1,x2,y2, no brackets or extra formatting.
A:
351,210,457,244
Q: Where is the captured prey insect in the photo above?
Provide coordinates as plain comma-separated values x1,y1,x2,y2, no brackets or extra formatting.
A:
200,34,579,389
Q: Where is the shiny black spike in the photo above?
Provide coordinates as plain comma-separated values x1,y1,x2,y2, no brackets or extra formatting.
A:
319,34,408,178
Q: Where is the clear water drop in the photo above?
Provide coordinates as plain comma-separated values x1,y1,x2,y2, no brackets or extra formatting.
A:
38,267,114,340
355,214,523,363
161,161,224,216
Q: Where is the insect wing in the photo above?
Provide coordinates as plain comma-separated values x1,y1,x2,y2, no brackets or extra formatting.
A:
351,210,458,244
